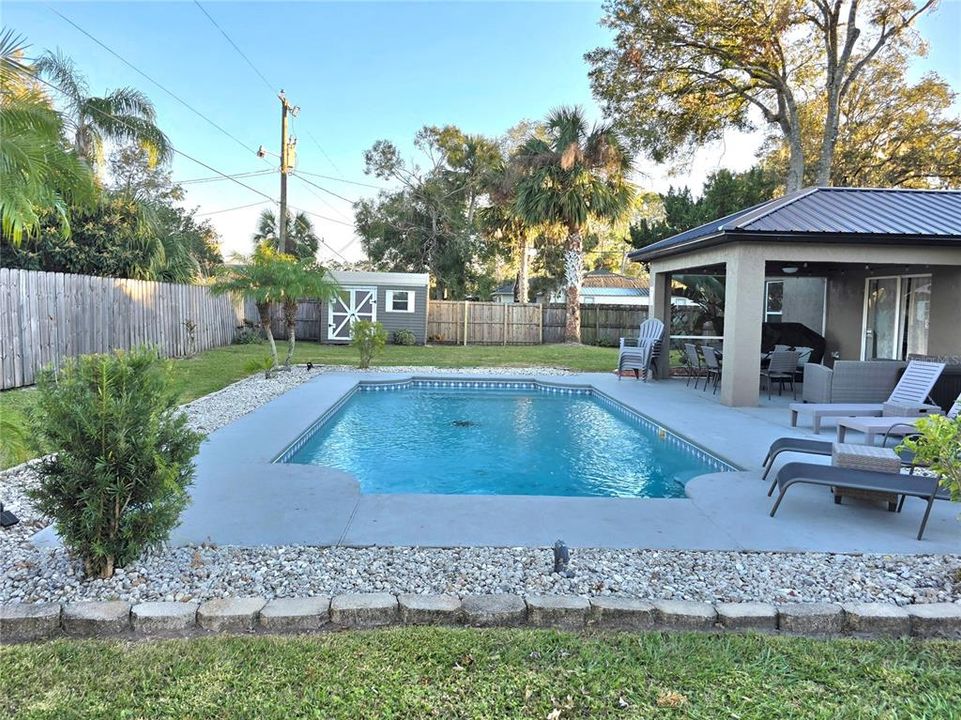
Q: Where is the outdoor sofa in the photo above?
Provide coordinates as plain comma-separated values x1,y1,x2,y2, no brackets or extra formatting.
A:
789,360,945,433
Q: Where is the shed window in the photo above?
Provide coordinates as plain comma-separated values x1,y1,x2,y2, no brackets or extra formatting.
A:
386,290,415,313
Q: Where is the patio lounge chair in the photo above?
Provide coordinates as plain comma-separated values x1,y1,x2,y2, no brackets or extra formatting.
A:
761,392,960,485
618,318,664,381
788,360,945,433
769,461,950,540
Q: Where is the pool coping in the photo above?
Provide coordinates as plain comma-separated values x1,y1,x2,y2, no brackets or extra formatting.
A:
32,370,959,553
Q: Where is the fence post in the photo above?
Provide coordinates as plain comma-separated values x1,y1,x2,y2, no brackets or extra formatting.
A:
538,304,544,344
463,300,469,347
502,305,508,346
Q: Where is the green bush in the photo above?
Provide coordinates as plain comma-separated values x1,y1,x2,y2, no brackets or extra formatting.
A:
245,353,277,379
27,347,202,579
392,328,417,346
351,320,387,369
233,325,265,345
899,415,961,503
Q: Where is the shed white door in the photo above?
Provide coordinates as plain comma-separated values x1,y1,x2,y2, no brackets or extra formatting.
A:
328,287,377,341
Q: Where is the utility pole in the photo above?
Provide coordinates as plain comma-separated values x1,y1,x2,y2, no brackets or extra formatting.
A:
260,90,298,254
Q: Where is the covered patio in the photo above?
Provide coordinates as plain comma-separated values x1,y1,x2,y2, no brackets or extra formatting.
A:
633,187,961,406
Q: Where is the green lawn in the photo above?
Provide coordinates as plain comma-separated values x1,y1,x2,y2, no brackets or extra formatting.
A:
1,629,959,719
0,342,617,469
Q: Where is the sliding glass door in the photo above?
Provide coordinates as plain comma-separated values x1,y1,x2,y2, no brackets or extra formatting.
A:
862,275,930,360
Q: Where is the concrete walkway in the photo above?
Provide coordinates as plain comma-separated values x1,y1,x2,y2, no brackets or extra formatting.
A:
155,371,961,554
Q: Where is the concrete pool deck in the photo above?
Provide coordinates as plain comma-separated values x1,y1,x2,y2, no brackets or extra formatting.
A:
113,371,961,553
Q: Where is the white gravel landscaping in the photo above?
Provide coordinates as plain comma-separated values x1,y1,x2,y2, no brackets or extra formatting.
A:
2,366,959,608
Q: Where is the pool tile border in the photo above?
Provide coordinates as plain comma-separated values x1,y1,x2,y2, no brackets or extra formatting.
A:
272,377,738,477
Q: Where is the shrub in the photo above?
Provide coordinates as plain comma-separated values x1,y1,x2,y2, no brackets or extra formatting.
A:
27,347,202,579
393,328,417,346
245,353,277,379
899,415,961,503
233,325,265,345
351,320,387,369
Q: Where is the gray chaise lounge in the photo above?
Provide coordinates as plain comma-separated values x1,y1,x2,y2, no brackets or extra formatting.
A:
769,461,949,540
788,360,945,433
762,392,960,483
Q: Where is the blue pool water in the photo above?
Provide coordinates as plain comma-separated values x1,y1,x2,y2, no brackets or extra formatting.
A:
284,385,730,497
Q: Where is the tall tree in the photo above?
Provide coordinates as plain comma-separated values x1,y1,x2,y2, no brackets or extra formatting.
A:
587,0,938,191
0,31,96,244
36,50,171,169
514,107,634,342
253,208,320,260
763,61,961,188
356,126,501,299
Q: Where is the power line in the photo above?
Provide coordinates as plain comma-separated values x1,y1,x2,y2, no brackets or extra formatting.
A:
180,169,275,184
34,72,279,205
304,128,345,176
289,175,353,222
193,0,276,95
47,4,264,158
294,169,385,190
198,201,272,216
290,172,356,205
292,207,355,228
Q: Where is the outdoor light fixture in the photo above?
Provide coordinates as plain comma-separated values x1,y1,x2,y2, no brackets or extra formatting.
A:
782,266,799,274
0,502,19,528
553,539,573,577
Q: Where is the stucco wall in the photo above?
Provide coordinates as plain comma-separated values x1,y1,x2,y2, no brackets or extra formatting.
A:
777,277,826,333
928,267,961,357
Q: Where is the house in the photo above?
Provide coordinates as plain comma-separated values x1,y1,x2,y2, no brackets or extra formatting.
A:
540,269,652,306
630,187,961,406
491,280,517,304
252,270,430,345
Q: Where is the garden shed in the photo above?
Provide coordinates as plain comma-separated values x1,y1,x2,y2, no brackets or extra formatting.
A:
250,270,430,345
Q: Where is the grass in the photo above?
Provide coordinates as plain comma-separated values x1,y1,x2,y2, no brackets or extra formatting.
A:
0,342,618,469
1,628,960,719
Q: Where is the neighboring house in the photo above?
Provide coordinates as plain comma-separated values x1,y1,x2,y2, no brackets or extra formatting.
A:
539,269,651,306
252,270,430,344
491,280,517,304
631,186,961,406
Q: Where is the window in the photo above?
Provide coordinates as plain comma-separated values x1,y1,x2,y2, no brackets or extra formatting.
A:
765,280,784,323
386,290,415,313
863,275,930,360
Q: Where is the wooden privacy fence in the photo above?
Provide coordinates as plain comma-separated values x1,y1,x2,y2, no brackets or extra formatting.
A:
244,297,323,340
425,301,649,345
427,301,543,345
0,268,242,390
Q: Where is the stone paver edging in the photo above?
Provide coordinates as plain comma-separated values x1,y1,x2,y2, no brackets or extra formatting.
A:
2,595,959,643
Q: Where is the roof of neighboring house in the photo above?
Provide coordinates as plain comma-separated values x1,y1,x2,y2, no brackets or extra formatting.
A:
629,187,961,262
493,281,515,295
581,287,649,298
582,269,650,290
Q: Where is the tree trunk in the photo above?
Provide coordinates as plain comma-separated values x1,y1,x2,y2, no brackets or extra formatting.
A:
257,302,278,366
516,235,530,304
283,298,297,367
563,229,583,343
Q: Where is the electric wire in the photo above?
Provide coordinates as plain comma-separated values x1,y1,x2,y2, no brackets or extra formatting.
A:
193,1,277,95
47,5,266,159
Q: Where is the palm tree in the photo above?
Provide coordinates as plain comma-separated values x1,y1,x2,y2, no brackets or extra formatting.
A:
0,31,96,244
482,159,535,303
253,208,319,260
211,245,338,370
35,50,171,169
515,107,634,342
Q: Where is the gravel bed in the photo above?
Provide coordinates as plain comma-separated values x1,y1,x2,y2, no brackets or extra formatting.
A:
2,365,958,607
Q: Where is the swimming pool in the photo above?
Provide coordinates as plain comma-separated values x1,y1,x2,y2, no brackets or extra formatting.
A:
281,381,733,497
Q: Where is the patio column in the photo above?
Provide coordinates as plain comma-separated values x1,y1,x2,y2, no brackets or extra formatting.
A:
650,269,672,379
719,246,765,406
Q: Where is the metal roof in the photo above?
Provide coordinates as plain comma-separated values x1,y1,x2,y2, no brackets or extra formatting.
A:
581,287,649,297
629,187,961,262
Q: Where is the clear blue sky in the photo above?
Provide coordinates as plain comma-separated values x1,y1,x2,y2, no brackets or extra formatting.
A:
6,1,961,261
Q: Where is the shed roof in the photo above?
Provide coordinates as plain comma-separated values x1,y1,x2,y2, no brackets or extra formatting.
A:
629,187,961,262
